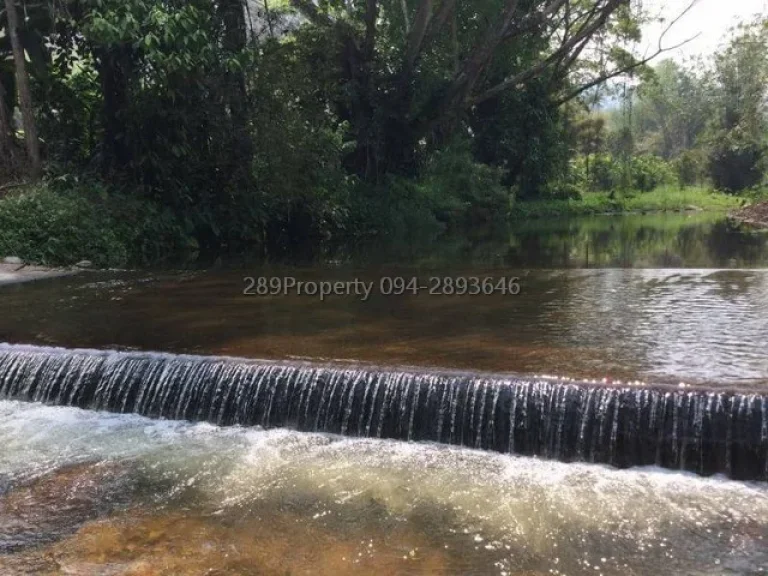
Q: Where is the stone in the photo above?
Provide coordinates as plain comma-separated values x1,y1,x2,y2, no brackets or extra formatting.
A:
2,256,23,265
75,260,94,269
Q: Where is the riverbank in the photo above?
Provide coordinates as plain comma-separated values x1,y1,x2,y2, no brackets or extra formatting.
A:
0,263,79,286
509,187,742,220
730,201,768,229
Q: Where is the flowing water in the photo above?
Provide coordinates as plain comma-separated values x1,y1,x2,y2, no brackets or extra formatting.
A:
1,213,768,574
1,401,767,575
1,345,766,480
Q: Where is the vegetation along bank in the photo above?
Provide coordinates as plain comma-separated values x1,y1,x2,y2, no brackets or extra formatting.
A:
0,2,766,267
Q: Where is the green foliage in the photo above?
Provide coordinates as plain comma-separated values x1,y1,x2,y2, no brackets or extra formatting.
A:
1,0,764,266
574,153,674,193
0,187,126,266
0,182,193,266
630,155,675,192
472,83,571,199
248,33,354,254
674,149,706,188
347,140,510,239
704,20,768,193
542,182,584,201
510,187,742,220
421,140,510,225
588,154,619,192
708,131,766,193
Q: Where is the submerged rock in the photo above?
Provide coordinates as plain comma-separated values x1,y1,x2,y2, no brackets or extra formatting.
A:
4,510,484,576
0,461,138,553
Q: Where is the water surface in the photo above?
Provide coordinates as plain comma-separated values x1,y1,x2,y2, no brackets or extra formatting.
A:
2,268,766,389
1,213,768,574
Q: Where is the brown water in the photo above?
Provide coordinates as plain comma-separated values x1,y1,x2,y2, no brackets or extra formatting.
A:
3,213,767,389
1,213,768,575
1,267,767,390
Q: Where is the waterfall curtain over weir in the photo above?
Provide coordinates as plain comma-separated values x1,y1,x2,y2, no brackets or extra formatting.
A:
0,344,766,480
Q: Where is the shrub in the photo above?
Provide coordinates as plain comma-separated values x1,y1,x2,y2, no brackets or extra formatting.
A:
575,153,675,193
589,154,620,192
674,150,706,188
421,140,510,225
630,155,675,192
0,182,193,267
542,182,584,200
708,130,766,193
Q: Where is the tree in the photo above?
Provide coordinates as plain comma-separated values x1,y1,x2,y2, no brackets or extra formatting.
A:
4,0,42,178
574,113,606,187
0,76,13,160
288,0,651,180
707,19,768,192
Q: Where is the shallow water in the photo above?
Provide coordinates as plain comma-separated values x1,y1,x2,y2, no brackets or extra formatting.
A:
1,214,768,574
1,400,766,575
1,268,767,390
3,215,768,389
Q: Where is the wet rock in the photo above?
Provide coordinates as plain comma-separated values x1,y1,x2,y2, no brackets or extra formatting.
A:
0,461,137,553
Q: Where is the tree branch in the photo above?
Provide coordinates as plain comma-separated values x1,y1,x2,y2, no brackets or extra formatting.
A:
471,0,623,106
400,0,411,34
364,0,379,59
404,0,434,75
556,0,701,105
555,34,700,106
447,0,521,103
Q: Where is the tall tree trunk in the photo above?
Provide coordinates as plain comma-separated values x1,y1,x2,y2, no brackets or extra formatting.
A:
96,45,133,174
450,4,459,74
218,0,253,164
0,78,14,159
5,0,42,179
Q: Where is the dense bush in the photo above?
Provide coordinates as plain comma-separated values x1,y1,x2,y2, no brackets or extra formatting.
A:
421,140,510,225
708,130,766,193
345,142,510,240
589,154,620,192
543,182,584,201
630,155,675,192
0,183,193,267
574,153,674,193
674,150,706,188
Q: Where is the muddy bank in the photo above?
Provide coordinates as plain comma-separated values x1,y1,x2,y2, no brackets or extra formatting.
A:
731,201,768,228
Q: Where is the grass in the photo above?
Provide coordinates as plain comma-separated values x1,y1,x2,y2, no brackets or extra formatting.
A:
509,186,745,220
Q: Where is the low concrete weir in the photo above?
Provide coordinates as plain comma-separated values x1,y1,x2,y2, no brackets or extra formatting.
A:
0,344,766,480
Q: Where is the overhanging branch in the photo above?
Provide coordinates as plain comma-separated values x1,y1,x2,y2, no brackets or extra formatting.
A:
471,0,623,106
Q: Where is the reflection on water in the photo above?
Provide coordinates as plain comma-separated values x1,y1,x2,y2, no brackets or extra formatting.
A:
338,212,768,269
502,213,768,269
1,401,766,575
